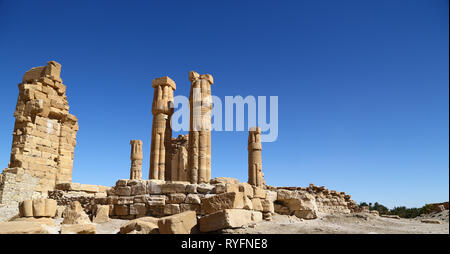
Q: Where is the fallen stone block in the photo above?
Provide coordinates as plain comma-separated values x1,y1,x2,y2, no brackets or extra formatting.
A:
62,201,91,224
120,217,159,234
421,219,442,224
158,211,197,234
60,224,96,234
0,221,50,234
13,217,55,226
93,205,110,223
199,209,260,232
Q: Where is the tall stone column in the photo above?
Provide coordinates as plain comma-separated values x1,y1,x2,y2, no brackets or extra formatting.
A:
130,140,143,180
248,127,264,187
188,71,213,184
149,77,176,180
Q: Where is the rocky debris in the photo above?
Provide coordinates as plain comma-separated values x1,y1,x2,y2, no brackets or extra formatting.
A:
381,215,401,219
62,201,91,224
199,209,263,232
421,219,442,224
276,189,318,219
60,224,96,234
0,221,51,234
119,217,159,234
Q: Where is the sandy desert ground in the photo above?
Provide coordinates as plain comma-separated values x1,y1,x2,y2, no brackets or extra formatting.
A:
2,204,447,234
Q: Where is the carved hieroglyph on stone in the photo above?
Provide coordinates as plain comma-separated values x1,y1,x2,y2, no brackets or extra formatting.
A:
149,77,176,180
130,140,143,180
1,61,78,200
188,71,213,184
248,127,264,187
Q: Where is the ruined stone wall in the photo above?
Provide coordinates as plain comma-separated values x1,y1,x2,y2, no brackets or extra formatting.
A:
0,168,41,206
271,184,359,216
100,177,273,221
4,61,78,195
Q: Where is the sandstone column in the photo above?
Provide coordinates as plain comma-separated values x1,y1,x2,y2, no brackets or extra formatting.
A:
149,77,176,180
188,71,213,184
248,127,264,187
130,140,143,180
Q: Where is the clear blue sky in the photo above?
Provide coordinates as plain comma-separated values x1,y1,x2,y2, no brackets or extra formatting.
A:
0,0,448,208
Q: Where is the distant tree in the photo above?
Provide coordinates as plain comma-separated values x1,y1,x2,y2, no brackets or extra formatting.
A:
359,202,369,207
371,202,389,215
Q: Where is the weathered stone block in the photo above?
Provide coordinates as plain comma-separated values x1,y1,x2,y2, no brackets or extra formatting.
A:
161,182,187,194
0,221,50,234
164,204,180,215
261,199,275,213
147,180,164,194
251,198,263,211
158,211,197,234
147,195,166,206
119,217,159,234
201,192,244,214
180,203,201,214
60,224,96,234
185,194,201,204
197,183,214,194
133,195,149,204
131,182,146,195
93,205,110,223
116,186,131,196
199,209,260,232
130,203,148,216
117,196,134,205
116,179,128,187
186,184,197,194
253,187,266,199
114,205,129,216
210,177,239,185
167,193,186,204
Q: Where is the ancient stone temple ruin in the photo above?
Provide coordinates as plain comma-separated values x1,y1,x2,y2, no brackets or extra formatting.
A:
1,62,361,234
0,61,79,205
130,140,143,180
149,77,176,181
248,127,264,187
187,71,213,184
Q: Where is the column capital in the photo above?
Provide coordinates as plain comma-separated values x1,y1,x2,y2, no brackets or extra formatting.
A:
152,76,176,90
